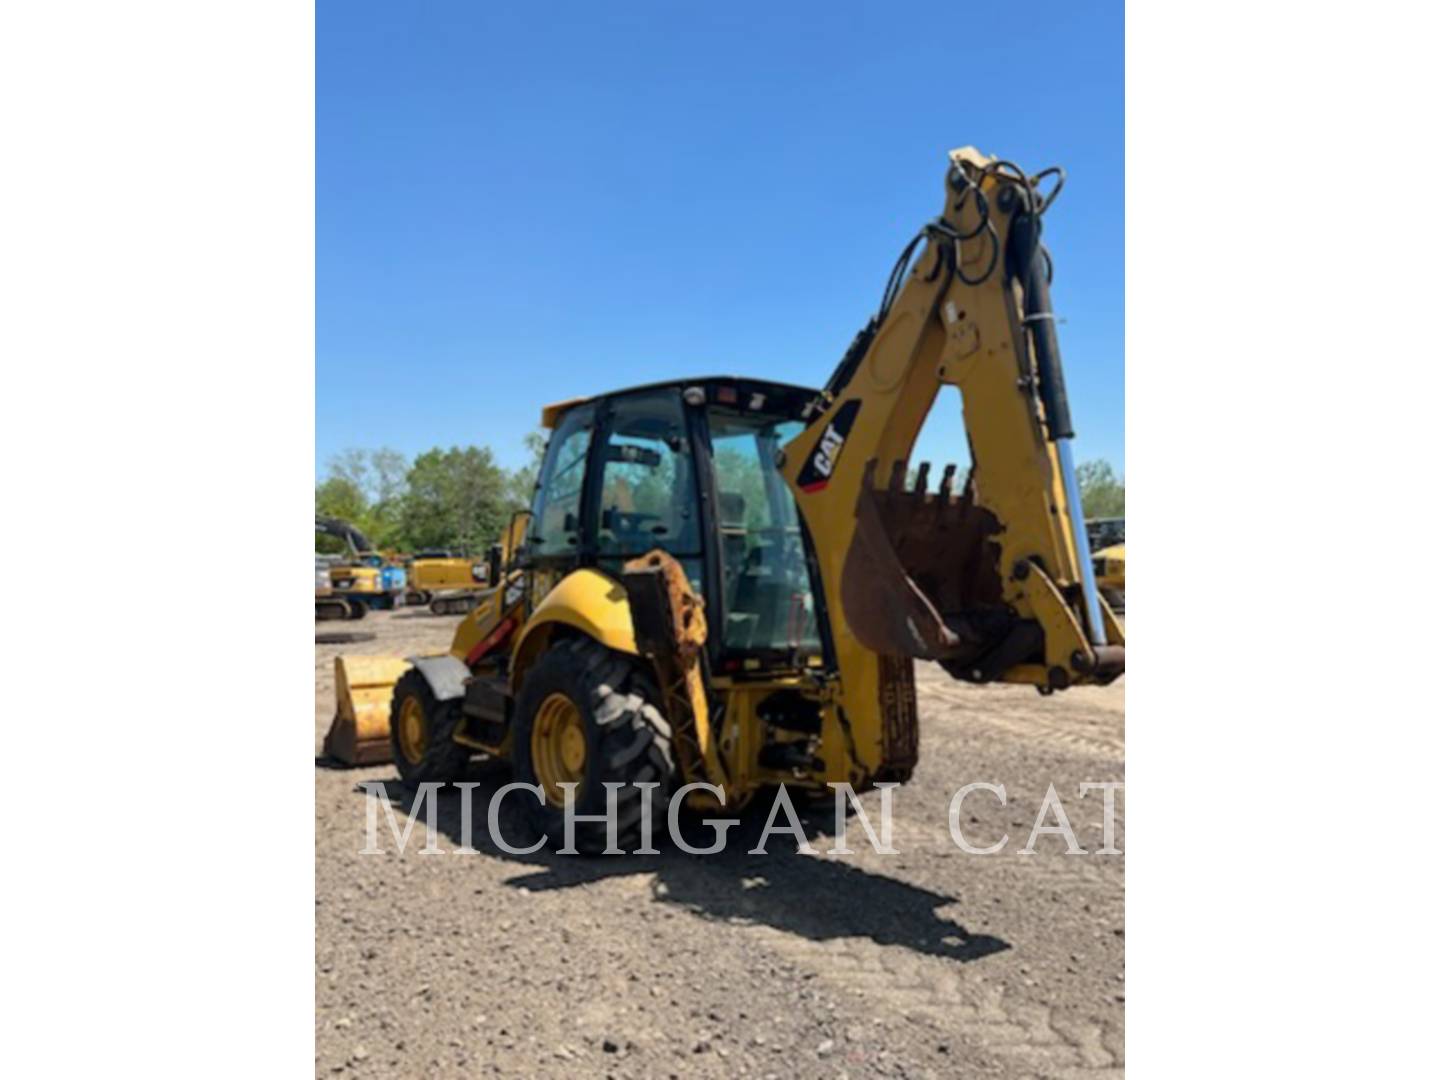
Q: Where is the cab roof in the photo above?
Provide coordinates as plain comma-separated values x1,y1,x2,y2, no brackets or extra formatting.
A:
540,375,819,428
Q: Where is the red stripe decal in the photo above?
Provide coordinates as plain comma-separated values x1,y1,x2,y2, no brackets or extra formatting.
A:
465,616,517,666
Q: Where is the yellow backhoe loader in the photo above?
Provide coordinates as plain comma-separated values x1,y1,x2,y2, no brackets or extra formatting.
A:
325,147,1124,850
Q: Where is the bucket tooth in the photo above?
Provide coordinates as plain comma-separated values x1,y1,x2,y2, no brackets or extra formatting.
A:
939,463,957,500
887,459,907,493
913,461,930,496
840,467,1013,667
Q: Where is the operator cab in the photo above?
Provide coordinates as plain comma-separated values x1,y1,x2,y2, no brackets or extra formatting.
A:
525,377,827,674
1085,517,1125,550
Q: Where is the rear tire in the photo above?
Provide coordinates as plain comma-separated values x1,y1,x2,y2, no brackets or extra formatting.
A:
389,668,470,784
512,638,674,854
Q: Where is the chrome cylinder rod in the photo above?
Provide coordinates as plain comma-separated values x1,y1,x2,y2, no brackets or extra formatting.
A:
1056,438,1107,646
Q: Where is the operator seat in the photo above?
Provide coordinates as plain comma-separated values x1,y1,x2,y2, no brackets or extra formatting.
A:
719,491,748,590
718,491,757,646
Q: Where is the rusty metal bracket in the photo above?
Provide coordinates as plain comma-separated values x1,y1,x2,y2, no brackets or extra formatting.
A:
620,550,729,792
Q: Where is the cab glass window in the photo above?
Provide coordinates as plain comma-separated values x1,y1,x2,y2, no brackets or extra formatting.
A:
529,407,594,557
707,412,821,655
596,391,700,559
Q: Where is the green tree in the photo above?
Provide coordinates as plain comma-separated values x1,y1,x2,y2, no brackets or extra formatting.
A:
505,431,548,511
325,447,410,547
315,476,369,553
712,446,770,528
400,446,510,553
1076,459,1125,519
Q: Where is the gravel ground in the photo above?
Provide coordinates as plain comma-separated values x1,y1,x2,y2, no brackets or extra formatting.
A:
316,608,1124,1078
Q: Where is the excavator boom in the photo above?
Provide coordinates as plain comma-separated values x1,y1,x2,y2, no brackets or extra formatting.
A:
315,515,375,556
782,147,1123,691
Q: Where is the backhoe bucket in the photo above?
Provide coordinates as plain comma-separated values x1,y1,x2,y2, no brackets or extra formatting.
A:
840,459,1035,676
839,457,1122,684
324,655,411,765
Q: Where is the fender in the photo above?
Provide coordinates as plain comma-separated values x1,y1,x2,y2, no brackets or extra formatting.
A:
406,653,471,702
509,568,637,689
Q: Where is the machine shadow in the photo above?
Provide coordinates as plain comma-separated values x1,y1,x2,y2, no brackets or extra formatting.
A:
361,771,1010,966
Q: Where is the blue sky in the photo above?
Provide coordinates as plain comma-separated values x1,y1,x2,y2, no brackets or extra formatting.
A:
318,2,1123,478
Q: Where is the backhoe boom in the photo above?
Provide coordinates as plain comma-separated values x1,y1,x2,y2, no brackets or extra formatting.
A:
781,147,1124,694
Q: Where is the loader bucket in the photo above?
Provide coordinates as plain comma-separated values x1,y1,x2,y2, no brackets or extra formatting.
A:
324,655,411,765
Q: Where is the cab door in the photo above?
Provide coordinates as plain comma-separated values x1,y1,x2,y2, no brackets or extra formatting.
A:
590,389,706,596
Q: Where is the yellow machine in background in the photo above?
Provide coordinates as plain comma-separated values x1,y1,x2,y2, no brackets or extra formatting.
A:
405,551,489,615
1094,543,1125,612
326,147,1124,852
1086,518,1125,612
315,517,408,619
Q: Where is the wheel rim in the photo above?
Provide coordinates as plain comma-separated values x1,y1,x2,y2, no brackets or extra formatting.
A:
397,694,427,764
532,691,586,807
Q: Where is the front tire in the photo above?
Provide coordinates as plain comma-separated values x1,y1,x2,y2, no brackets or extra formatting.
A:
512,638,674,854
389,668,470,784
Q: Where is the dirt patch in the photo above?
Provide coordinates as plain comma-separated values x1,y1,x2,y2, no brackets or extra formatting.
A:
316,609,1124,1077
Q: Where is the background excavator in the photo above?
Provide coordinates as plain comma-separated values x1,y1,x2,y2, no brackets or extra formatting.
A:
325,147,1124,849
314,516,406,620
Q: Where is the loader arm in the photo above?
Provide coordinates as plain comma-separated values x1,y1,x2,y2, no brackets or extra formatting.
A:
782,147,1124,693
